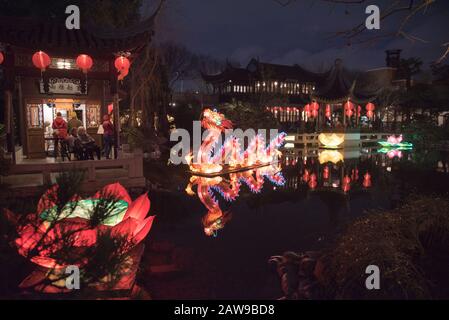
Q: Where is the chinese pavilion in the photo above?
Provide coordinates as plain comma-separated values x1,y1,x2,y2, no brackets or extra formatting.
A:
0,13,156,161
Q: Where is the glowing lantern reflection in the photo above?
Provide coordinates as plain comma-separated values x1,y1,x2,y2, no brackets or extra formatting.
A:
363,172,372,188
309,174,317,190
342,175,351,193
323,166,330,180
319,150,344,164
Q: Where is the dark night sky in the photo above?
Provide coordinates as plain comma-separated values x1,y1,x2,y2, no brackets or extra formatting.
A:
145,0,449,72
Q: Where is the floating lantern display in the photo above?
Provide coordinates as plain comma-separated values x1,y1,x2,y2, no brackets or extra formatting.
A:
378,135,413,149
319,150,344,164
32,51,51,72
318,133,345,149
186,109,286,175
4,183,155,293
76,54,93,74
186,165,285,236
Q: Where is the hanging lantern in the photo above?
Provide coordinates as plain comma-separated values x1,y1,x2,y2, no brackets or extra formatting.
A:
344,100,354,117
32,51,51,72
0,52,4,65
357,105,362,117
118,68,129,81
76,54,94,74
325,104,331,119
366,102,375,119
115,56,131,72
304,104,311,118
310,101,319,118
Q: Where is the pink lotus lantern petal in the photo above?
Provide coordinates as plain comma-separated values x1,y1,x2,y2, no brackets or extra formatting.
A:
3,209,18,224
30,256,61,269
37,185,58,214
94,183,132,205
124,193,150,221
132,216,155,245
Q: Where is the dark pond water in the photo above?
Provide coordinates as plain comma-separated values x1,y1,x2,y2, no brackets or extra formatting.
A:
143,147,449,299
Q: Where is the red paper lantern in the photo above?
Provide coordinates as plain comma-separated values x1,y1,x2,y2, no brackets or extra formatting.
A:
32,51,51,72
115,56,131,72
118,68,129,81
304,104,311,117
344,100,354,117
366,102,375,119
308,174,317,190
325,104,331,119
0,52,4,65
76,54,93,74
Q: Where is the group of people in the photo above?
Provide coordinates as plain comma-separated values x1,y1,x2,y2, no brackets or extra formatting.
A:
52,112,115,160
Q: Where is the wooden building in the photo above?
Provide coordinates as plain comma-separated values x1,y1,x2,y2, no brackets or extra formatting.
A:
0,14,156,161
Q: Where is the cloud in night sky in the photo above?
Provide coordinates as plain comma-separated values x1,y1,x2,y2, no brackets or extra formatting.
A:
147,0,449,71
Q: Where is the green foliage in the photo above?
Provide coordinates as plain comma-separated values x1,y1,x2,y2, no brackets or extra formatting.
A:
403,116,449,149
319,196,449,299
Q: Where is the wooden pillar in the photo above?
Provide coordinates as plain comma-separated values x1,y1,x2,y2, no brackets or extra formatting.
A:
113,92,120,159
3,46,16,163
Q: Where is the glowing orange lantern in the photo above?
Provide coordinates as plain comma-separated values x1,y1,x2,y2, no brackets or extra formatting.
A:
115,56,131,72
76,54,93,74
0,52,4,65
118,68,129,81
32,51,51,72
342,175,351,193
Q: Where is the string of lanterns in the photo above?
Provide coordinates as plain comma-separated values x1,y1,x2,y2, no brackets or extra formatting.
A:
28,50,130,80
267,100,376,120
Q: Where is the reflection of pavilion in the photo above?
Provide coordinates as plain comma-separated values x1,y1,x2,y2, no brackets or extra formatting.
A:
186,165,285,237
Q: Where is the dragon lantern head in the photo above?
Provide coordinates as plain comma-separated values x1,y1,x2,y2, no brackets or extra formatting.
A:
202,210,232,237
201,108,233,131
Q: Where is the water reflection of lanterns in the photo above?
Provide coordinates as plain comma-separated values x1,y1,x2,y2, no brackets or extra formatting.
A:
363,172,372,188
186,165,285,236
342,175,352,193
323,166,330,180
351,168,359,181
308,174,317,190
302,169,310,182
319,150,344,164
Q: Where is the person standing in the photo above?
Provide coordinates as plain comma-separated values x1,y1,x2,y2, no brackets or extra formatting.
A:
68,112,82,133
52,112,68,157
102,115,114,159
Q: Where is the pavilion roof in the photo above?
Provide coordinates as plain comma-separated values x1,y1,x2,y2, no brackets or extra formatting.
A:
0,15,156,57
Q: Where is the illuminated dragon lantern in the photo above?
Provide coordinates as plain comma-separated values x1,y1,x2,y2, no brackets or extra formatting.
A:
186,165,285,236
187,108,286,174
